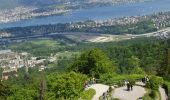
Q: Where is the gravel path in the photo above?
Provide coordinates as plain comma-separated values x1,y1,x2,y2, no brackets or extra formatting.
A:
159,86,168,100
87,84,109,100
112,86,146,100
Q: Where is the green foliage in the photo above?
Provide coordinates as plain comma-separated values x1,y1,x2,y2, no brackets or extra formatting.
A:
4,66,42,100
2,27,170,99
127,56,145,74
104,38,170,76
7,88,38,100
0,82,12,100
146,76,164,90
143,89,158,100
44,92,56,100
100,73,144,85
68,48,117,78
10,39,65,57
47,72,87,99
80,89,96,100
2,19,157,37
149,90,156,98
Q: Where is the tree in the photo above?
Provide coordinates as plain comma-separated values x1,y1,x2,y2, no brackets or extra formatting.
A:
7,88,38,100
0,82,12,99
127,56,145,74
68,48,117,78
47,72,87,99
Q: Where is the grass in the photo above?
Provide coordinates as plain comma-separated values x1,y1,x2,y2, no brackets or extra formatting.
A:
56,51,80,59
30,39,60,47
9,39,66,57
46,51,80,72
10,39,61,50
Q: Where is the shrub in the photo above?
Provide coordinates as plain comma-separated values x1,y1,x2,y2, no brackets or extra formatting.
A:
47,72,87,99
142,90,158,100
149,90,156,98
146,76,164,90
80,89,96,100
100,73,144,86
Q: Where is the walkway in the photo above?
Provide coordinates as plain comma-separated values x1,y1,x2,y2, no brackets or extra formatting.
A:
87,84,109,100
159,86,168,100
112,86,146,100
86,83,168,100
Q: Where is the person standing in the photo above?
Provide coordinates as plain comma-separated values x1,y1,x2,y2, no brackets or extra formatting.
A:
127,83,130,91
130,84,133,91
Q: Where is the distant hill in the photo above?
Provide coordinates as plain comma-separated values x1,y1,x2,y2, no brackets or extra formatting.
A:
0,0,149,10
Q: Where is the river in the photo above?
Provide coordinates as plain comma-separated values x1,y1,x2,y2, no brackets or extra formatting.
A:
0,0,170,29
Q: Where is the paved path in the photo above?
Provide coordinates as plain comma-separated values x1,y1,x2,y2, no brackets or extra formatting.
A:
136,82,146,86
112,86,146,100
159,86,168,100
86,83,168,100
87,84,109,100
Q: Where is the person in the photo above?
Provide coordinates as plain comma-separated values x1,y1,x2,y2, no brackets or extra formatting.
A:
142,78,145,83
124,80,128,86
127,83,130,91
130,84,133,91
103,92,107,100
144,76,147,83
146,76,149,82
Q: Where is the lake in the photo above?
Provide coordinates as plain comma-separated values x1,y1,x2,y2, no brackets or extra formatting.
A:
0,0,170,29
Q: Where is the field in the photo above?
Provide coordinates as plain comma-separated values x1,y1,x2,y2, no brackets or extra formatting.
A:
9,39,66,57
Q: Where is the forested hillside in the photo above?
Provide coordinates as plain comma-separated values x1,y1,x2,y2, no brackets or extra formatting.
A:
0,20,157,38
0,36,170,99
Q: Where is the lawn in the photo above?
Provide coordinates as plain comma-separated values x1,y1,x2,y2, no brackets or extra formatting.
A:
9,39,66,57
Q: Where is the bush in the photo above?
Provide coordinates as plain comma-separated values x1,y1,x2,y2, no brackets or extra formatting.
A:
143,90,158,100
149,90,156,98
80,89,96,100
100,74,144,86
47,72,88,99
146,76,164,90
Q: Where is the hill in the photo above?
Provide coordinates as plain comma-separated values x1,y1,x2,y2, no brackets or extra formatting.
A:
0,0,149,10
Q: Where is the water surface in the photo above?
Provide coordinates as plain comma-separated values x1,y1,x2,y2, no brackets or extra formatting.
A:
0,0,170,29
